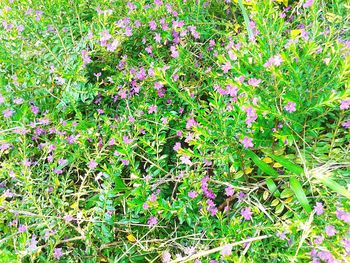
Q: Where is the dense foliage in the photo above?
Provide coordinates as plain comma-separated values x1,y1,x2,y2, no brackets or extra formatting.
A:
0,0,349,262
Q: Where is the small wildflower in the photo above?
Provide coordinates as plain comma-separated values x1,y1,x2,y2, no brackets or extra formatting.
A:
221,244,232,256
340,99,350,110
148,216,158,226
225,186,234,197
247,78,261,87
148,105,157,114
314,202,324,215
180,155,192,166
241,136,254,149
325,225,337,237
188,191,197,199
88,160,98,170
53,248,63,260
3,108,14,118
18,224,27,233
241,207,253,220
173,142,181,151
284,102,296,113
303,0,314,8
162,251,171,263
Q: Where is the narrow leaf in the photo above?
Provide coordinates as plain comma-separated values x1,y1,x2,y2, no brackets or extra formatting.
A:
290,176,311,213
246,150,279,178
317,176,350,199
268,154,303,175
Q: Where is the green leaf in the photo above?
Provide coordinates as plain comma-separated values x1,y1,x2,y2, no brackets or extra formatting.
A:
316,176,350,199
246,150,279,178
280,188,294,199
268,154,303,175
290,176,311,213
266,178,280,197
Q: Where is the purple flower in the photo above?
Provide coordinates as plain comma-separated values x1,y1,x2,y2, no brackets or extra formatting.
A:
314,202,324,215
340,99,350,110
221,244,232,256
317,250,334,262
121,159,129,166
154,33,162,43
325,225,337,237
221,61,232,73
3,108,14,118
343,239,350,253
336,208,350,223
247,78,261,87
63,215,74,222
88,160,98,170
342,120,350,128
53,248,63,260
284,102,296,113
27,234,38,251
241,136,254,149
149,20,157,30
225,186,234,197
162,251,171,263
18,224,27,233
180,155,192,166
188,191,197,199
186,118,197,129
303,0,314,8
173,142,181,151
148,105,157,114
148,216,158,226
241,207,253,220
314,235,324,245
170,45,179,58
123,136,134,144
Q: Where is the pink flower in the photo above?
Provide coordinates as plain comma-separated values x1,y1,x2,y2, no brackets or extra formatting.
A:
173,142,181,151
325,225,337,237
303,0,314,8
88,160,98,170
123,136,134,144
343,239,350,253
148,105,157,114
3,108,14,118
81,50,92,66
180,155,192,166
53,248,63,260
121,159,129,166
170,45,179,58
148,216,158,226
221,244,232,256
340,99,350,110
284,101,296,113
221,61,232,73
241,207,253,220
162,251,171,263
342,120,350,128
188,191,197,199
314,202,324,215
149,20,157,30
247,78,261,87
186,118,197,129
18,224,27,233
241,136,254,149
225,186,234,197
63,215,74,222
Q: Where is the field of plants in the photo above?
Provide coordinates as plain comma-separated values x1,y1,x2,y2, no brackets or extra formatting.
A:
0,0,349,262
